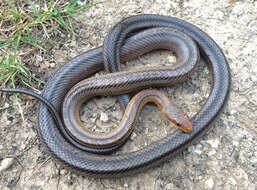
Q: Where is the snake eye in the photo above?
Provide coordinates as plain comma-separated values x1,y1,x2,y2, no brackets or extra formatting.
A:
176,123,183,128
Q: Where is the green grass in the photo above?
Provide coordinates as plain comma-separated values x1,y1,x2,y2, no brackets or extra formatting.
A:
0,0,106,89
0,51,45,89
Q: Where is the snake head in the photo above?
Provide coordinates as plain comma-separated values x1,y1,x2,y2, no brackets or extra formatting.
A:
162,105,193,133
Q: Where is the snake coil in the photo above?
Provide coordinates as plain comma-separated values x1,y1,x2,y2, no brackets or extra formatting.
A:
0,15,230,177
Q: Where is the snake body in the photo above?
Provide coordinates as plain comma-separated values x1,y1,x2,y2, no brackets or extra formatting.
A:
0,15,230,177
62,27,197,149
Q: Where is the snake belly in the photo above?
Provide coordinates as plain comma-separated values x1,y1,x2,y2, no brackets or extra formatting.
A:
38,14,230,177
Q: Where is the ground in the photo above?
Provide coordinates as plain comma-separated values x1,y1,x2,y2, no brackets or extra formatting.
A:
0,0,257,189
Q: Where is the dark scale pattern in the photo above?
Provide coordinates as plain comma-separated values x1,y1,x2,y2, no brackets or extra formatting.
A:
1,14,231,177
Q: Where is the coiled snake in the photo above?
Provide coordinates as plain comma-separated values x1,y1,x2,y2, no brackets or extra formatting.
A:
0,15,230,177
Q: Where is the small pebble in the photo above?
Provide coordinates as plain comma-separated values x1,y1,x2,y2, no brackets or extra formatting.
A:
193,144,203,155
90,117,97,123
230,109,237,115
130,132,137,140
60,169,68,175
165,183,179,190
207,149,216,156
35,55,43,62
232,4,244,16
251,75,257,82
0,158,15,171
229,177,237,185
205,178,215,189
40,61,50,69
100,112,109,122
232,140,239,147
50,62,56,68
124,183,128,188
7,177,17,188
206,139,219,149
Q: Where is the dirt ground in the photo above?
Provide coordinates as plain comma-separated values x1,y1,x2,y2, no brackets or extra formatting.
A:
0,0,257,189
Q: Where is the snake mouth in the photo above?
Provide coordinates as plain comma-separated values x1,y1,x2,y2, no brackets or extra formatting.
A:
166,116,194,133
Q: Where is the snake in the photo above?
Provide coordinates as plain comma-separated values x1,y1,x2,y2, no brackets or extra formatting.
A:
0,14,230,177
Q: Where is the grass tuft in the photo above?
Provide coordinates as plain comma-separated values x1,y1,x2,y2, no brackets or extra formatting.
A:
0,0,106,90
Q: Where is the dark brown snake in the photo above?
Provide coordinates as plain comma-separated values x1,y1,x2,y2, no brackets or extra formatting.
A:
0,15,230,177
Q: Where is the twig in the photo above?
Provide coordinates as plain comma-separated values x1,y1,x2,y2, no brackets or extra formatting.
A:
29,156,51,180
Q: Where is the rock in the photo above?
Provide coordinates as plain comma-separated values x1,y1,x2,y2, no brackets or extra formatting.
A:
0,158,15,171
165,183,179,190
207,149,216,156
205,178,215,189
130,132,137,140
50,62,56,68
100,112,109,122
229,177,237,186
95,119,113,132
193,144,203,155
60,169,68,175
251,75,257,82
40,61,50,69
206,139,219,149
35,55,43,63
229,109,237,115
7,177,17,188
124,183,128,188
232,3,245,16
